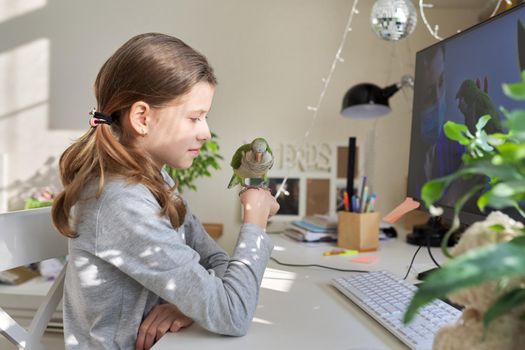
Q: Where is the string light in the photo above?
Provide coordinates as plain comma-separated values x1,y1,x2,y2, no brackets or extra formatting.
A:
273,0,505,201
274,0,361,199
420,0,509,41
419,0,443,40
489,0,514,18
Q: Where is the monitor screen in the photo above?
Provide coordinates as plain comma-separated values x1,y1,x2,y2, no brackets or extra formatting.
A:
407,4,525,224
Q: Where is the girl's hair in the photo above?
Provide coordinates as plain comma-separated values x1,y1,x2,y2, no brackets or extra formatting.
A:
52,33,217,238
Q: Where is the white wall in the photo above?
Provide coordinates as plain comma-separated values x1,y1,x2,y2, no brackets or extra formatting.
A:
0,0,481,252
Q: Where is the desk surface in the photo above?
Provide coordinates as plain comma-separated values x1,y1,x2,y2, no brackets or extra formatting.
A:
153,233,445,350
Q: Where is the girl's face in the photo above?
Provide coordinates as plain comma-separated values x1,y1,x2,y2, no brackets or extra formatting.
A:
143,82,214,169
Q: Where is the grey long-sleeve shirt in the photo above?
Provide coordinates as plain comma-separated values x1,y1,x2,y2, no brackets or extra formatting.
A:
63,172,273,349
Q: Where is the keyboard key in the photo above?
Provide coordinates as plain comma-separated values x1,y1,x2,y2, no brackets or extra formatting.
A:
332,271,461,350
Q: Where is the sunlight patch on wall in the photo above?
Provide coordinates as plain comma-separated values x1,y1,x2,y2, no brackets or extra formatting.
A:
261,267,296,293
0,38,49,118
0,0,46,23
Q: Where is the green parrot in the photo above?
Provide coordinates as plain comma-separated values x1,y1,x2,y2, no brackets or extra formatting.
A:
227,138,274,189
456,79,502,134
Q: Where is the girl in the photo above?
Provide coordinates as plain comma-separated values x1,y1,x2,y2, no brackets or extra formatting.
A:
51,33,279,350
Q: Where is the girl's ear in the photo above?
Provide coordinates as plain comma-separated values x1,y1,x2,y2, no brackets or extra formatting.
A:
128,101,151,136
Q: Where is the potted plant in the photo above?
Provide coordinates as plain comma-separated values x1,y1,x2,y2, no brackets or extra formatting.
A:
403,73,525,349
164,132,223,193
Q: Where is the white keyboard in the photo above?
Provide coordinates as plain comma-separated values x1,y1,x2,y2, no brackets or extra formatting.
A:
331,271,461,350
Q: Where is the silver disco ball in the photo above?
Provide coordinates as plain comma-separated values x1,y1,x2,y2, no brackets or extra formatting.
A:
370,0,418,41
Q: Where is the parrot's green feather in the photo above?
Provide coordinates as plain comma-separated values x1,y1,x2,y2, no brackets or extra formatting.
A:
228,138,274,189
230,144,251,169
266,144,273,156
227,174,243,188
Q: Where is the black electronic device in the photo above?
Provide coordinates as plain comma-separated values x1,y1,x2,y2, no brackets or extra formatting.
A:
406,4,525,246
346,137,356,210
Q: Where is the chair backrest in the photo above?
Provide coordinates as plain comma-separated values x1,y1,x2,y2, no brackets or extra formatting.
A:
0,207,68,350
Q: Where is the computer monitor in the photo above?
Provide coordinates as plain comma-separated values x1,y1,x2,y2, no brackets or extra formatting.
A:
406,4,525,243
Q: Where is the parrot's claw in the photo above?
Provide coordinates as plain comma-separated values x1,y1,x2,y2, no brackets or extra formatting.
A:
238,185,269,196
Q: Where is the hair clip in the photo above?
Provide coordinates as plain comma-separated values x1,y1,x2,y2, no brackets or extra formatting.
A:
89,108,113,127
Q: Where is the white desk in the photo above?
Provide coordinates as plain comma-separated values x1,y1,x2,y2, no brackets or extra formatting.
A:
153,233,446,350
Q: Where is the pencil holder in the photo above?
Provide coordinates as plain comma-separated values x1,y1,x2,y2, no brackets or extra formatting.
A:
337,211,380,251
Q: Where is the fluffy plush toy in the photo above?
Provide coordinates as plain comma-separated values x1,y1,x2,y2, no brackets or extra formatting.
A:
433,211,525,350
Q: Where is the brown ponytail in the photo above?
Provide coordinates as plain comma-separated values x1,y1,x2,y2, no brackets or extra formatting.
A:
52,33,216,237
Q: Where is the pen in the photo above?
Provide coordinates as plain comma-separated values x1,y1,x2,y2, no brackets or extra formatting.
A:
358,176,367,211
351,195,359,213
367,193,376,212
343,191,350,211
360,185,369,213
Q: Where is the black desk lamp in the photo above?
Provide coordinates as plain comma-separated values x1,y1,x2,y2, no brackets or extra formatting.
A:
341,75,414,118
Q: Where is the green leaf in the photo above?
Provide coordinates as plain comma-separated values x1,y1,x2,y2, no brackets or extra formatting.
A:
477,190,491,211
510,235,525,246
489,223,505,232
404,241,525,323
475,115,491,132
483,288,525,328
208,142,218,153
492,181,525,197
479,182,523,210
505,109,525,138
421,176,455,208
475,131,494,153
466,161,519,180
444,121,473,145
503,81,525,100
487,133,508,146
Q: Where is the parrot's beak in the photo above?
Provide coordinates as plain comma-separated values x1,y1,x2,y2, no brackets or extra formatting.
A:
255,152,262,162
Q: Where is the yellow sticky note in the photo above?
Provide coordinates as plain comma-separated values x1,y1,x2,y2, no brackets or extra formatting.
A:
340,250,359,256
323,249,358,256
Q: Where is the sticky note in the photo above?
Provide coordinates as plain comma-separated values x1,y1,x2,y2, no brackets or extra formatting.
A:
323,249,358,256
351,255,379,264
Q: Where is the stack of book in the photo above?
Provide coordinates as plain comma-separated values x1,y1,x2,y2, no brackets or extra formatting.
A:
283,215,338,242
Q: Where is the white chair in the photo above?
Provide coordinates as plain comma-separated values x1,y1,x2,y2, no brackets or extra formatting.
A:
0,207,68,350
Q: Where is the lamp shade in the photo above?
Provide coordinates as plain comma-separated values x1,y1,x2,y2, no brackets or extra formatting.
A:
341,83,399,118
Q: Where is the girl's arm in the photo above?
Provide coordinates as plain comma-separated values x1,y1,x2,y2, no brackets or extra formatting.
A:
183,211,230,278
95,185,274,337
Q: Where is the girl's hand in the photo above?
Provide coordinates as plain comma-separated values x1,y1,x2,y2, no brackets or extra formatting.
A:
240,188,280,229
136,303,193,350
